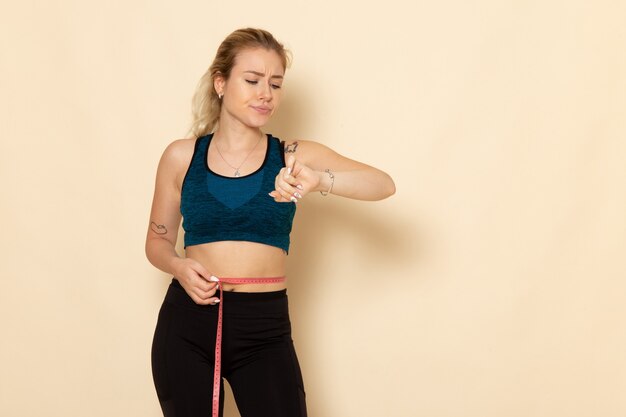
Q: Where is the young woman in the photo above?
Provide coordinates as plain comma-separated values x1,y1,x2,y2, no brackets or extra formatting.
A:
147,28,395,417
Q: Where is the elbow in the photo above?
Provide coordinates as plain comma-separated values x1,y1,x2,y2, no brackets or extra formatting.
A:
145,238,153,263
379,174,396,200
145,236,161,265
385,175,396,198
368,174,395,201
386,176,396,198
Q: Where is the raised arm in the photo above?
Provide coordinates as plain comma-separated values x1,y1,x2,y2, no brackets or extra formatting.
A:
145,139,219,305
270,140,396,202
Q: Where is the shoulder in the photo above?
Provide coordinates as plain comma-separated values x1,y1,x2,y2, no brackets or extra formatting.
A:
280,139,335,165
281,139,325,151
281,138,372,172
155,138,199,187
162,137,198,160
281,139,332,156
158,137,198,169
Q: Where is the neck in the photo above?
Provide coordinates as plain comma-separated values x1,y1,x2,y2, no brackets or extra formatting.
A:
213,117,263,151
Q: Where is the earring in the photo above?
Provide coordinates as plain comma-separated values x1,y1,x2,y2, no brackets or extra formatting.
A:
218,93,223,100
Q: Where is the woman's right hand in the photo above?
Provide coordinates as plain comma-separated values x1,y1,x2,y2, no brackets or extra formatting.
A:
171,258,220,305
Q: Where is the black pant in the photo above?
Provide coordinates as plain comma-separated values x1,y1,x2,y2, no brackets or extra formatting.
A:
151,278,308,417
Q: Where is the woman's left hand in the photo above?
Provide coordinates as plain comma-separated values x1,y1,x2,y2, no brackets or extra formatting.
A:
269,155,321,203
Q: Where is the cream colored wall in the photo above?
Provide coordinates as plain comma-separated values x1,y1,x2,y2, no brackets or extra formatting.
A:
1,1,625,416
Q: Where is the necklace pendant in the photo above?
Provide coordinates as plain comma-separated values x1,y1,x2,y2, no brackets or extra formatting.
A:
234,170,240,177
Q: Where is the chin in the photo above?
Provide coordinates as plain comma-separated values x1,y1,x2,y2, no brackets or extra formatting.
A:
246,115,272,128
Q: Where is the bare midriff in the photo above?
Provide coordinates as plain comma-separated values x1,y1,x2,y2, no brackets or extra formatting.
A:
185,241,288,292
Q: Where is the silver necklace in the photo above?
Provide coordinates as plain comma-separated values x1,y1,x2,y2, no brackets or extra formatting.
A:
214,133,264,177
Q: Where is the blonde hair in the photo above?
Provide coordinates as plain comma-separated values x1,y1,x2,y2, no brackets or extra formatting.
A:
188,28,291,138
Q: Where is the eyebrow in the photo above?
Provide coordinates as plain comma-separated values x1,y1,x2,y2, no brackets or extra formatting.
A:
243,70,283,79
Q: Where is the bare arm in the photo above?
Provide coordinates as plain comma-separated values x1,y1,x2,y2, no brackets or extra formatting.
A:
145,140,187,273
271,140,396,202
145,139,219,305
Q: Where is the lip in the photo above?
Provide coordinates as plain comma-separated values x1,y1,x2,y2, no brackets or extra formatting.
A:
251,105,272,115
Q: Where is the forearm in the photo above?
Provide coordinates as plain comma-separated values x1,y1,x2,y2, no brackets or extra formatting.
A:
314,167,396,201
145,237,184,276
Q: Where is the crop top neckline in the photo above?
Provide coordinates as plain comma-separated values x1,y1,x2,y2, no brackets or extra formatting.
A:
204,133,272,180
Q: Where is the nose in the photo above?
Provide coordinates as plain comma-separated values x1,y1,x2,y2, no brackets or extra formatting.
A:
259,82,272,101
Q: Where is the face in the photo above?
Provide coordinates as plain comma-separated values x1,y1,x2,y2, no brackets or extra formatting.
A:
215,47,285,128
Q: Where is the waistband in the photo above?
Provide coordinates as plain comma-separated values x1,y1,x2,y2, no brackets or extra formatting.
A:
166,277,288,315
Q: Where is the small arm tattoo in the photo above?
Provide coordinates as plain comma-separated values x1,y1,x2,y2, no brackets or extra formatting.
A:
285,141,299,153
150,221,168,235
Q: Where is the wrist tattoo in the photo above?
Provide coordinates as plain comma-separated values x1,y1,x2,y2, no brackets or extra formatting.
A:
150,221,168,235
285,141,299,153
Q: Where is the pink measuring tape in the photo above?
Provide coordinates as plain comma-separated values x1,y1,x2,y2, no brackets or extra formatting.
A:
210,276,286,417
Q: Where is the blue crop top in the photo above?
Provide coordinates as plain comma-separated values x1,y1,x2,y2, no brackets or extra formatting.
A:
180,133,296,252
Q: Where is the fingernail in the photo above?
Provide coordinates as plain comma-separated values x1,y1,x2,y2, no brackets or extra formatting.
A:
209,275,220,282
287,167,292,176
296,185,303,190
213,299,220,304
290,196,298,203
294,192,302,199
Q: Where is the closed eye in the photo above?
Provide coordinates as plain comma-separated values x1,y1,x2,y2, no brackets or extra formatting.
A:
246,79,281,89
